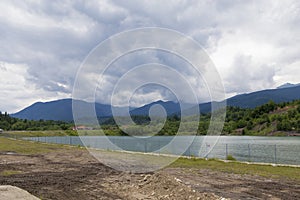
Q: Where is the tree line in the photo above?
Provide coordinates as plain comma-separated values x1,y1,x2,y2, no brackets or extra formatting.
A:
0,112,72,131
1,99,300,136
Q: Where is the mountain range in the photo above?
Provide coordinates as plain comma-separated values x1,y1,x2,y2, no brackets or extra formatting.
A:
11,84,300,121
276,82,300,89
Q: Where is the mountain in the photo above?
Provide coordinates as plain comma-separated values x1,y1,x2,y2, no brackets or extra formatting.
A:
11,99,74,121
277,83,300,89
181,85,300,114
130,100,179,116
226,85,300,108
130,100,199,117
11,99,133,121
11,85,300,121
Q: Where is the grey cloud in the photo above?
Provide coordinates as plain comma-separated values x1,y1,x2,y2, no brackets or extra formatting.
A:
0,0,300,112
225,54,276,94
1,0,221,100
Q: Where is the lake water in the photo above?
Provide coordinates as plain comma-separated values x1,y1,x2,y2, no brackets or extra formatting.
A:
24,136,300,165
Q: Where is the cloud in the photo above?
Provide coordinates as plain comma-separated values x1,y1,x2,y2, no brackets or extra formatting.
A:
0,0,299,112
88,48,212,107
209,0,300,95
0,62,70,113
223,54,276,93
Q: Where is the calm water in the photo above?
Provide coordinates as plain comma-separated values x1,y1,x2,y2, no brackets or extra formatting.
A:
24,136,300,165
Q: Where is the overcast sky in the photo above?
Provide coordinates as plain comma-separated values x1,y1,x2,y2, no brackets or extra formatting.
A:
0,0,300,113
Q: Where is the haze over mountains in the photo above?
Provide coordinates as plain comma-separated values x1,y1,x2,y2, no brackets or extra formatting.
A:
11,84,300,121
276,83,300,89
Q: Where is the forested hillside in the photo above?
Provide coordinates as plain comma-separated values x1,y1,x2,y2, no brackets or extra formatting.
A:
0,111,72,131
1,100,300,136
101,100,300,136
223,100,300,135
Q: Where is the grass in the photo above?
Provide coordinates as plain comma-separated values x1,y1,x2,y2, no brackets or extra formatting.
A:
0,137,73,154
0,170,22,176
3,130,77,137
226,154,236,161
3,130,107,137
171,157,300,182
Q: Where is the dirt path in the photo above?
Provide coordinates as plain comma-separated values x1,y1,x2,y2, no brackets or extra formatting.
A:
0,149,299,199
0,149,218,200
165,168,300,200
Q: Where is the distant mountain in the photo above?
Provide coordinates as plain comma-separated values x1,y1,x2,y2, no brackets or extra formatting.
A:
130,100,180,116
11,99,74,121
130,100,198,117
226,85,300,108
184,85,300,114
11,85,300,121
11,99,133,121
277,83,300,89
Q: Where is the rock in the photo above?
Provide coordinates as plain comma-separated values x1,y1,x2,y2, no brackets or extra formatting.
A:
0,185,40,200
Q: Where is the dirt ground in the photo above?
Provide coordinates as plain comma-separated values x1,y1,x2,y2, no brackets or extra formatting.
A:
0,149,299,200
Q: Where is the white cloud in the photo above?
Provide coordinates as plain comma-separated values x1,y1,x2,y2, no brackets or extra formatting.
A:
0,0,299,112
0,62,70,113
274,60,300,86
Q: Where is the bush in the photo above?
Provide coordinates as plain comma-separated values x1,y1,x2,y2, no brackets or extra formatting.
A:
65,130,78,136
226,154,236,161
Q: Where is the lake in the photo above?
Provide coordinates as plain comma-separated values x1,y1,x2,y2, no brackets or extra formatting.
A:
24,136,300,166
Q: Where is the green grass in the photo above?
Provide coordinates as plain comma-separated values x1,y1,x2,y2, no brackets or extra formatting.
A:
0,137,72,154
3,130,110,137
4,130,125,137
226,154,236,161
0,170,22,176
171,157,300,182
4,130,78,137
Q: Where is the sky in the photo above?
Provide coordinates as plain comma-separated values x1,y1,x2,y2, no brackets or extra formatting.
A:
0,0,300,113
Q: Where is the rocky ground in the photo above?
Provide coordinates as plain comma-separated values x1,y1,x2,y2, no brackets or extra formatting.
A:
0,149,299,200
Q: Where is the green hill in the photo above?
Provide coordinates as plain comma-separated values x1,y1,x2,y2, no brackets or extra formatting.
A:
99,99,300,136
1,100,300,136
223,100,300,136
0,111,72,131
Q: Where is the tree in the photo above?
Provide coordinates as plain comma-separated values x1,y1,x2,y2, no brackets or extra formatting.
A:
11,121,27,130
237,120,247,128
288,110,297,119
277,119,292,131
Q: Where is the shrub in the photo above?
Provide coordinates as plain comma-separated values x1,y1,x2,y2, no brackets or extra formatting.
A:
226,154,236,161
